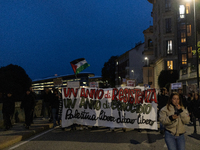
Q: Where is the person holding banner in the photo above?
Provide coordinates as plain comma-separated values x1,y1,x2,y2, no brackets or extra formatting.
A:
159,92,190,150
42,88,52,121
50,89,60,128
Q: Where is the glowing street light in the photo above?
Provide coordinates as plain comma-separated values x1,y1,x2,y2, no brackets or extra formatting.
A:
145,57,149,85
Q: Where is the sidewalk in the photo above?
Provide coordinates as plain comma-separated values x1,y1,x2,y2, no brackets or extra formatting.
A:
184,121,200,140
0,117,53,150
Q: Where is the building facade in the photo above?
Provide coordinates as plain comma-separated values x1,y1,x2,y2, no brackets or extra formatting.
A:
32,73,95,94
145,0,200,93
115,43,145,87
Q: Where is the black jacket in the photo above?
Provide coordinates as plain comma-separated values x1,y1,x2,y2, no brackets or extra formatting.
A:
50,93,59,110
20,93,35,111
190,99,200,118
158,94,169,111
42,91,52,103
2,95,15,115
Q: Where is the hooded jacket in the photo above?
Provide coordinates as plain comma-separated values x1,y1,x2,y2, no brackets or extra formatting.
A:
159,104,190,136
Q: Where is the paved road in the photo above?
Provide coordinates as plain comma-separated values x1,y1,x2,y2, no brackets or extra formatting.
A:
3,123,200,150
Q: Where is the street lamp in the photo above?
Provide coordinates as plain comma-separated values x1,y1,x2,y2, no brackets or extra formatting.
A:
185,0,198,91
131,70,134,79
145,57,149,85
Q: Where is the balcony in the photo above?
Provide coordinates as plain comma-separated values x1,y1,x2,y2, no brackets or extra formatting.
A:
142,49,154,55
179,65,200,80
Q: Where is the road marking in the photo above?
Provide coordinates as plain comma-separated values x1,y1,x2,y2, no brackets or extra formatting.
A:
164,143,167,148
8,127,58,150
141,140,150,147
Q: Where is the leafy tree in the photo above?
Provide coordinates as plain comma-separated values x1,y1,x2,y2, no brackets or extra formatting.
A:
0,64,32,101
101,56,118,87
158,70,179,90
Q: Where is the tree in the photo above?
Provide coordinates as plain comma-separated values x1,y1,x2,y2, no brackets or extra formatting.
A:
158,70,179,90
101,56,118,88
0,64,32,101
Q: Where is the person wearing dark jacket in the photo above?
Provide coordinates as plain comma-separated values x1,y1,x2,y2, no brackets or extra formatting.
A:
190,93,200,133
42,88,52,120
20,90,35,129
178,88,187,109
187,93,193,123
158,88,169,134
50,89,60,127
2,91,15,131
29,87,36,124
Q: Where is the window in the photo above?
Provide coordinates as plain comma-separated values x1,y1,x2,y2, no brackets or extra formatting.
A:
180,23,186,30
166,40,172,54
167,61,173,70
165,0,171,11
179,5,185,19
182,54,187,64
181,32,186,43
188,46,193,58
165,18,172,33
181,46,187,53
187,25,191,36
186,3,190,14
148,39,153,47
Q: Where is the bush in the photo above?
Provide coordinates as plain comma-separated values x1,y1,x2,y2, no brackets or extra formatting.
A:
0,64,32,101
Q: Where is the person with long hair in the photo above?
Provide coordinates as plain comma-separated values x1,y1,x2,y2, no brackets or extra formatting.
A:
159,92,190,150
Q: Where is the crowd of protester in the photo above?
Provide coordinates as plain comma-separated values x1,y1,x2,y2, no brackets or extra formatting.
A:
1,87,62,131
1,86,200,137
40,87,61,128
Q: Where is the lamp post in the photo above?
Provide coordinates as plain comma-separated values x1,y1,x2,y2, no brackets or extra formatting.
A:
186,0,198,92
131,70,134,79
193,0,199,96
193,0,198,135
145,57,149,85
185,0,198,134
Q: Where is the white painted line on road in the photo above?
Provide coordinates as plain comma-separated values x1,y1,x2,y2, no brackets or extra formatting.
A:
141,140,150,147
8,127,58,150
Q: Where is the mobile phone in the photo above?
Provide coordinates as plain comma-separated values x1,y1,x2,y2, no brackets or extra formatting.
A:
174,112,179,116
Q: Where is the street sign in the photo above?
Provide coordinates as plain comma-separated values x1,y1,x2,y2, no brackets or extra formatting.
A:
89,82,99,88
171,82,182,90
127,79,135,87
67,81,80,88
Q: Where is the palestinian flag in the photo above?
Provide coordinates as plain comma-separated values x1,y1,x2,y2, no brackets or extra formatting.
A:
70,58,90,75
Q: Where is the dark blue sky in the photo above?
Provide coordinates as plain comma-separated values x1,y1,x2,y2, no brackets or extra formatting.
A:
0,0,152,80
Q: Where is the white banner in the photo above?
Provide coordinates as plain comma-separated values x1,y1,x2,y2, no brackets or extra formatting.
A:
61,86,158,130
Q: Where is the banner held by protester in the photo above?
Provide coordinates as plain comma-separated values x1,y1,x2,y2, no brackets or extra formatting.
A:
61,86,158,130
